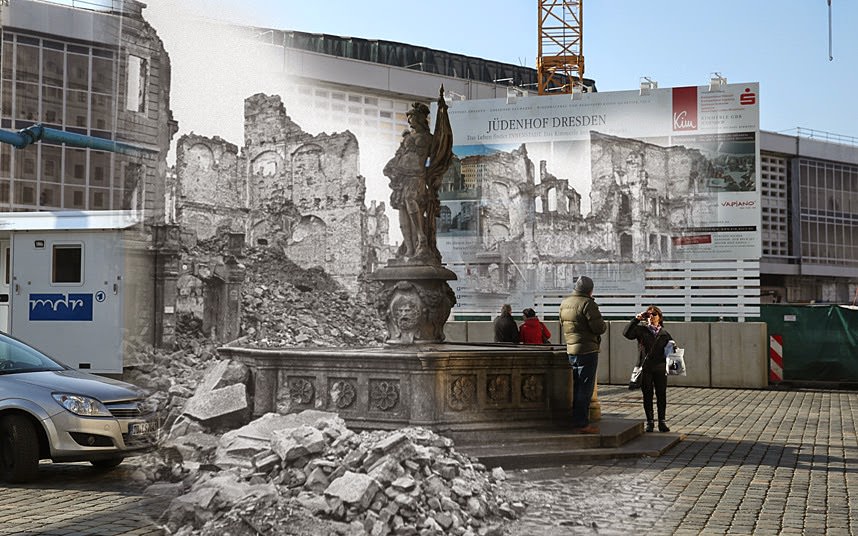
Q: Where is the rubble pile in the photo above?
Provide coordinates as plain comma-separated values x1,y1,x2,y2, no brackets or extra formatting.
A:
158,407,519,536
238,247,386,349
121,334,221,436
123,240,386,430
119,235,524,534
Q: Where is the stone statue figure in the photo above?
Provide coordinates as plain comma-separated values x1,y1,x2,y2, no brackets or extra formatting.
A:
384,86,453,265
371,86,456,345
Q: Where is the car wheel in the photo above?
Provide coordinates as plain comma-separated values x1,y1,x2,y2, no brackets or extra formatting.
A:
90,457,124,470
0,415,40,483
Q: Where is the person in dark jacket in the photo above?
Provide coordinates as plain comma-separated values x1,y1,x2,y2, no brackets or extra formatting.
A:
493,304,519,343
559,276,607,434
519,308,551,344
623,305,675,432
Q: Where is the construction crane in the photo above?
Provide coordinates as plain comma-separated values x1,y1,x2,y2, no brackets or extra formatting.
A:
537,0,584,95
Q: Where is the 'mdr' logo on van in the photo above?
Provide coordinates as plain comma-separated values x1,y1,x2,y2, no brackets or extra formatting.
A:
29,293,93,321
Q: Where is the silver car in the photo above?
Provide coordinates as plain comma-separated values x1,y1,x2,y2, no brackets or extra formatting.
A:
0,331,159,483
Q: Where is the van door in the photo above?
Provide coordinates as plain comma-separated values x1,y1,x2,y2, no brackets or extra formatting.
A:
0,240,9,333
10,230,125,373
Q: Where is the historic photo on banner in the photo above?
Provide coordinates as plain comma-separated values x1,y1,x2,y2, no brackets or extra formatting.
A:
438,83,761,310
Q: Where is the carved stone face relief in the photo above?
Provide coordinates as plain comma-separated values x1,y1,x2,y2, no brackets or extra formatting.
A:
392,294,422,333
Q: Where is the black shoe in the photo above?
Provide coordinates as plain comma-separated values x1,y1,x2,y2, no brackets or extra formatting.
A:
658,421,670,432
645,421,654,433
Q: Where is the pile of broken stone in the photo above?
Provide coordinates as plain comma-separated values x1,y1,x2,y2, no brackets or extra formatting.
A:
237,245,387,349
121,241,521,534
131,359,522,536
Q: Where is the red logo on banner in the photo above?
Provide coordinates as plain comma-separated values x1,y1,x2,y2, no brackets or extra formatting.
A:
739,87,757,105
672,86,698,131
672,235,712,246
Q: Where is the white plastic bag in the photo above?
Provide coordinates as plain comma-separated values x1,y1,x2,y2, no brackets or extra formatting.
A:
666,348,686,376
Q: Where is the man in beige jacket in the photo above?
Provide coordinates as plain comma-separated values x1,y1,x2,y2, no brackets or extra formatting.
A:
559,275,607,434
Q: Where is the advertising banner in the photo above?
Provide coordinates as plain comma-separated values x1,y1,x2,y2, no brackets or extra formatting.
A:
439,83,761,311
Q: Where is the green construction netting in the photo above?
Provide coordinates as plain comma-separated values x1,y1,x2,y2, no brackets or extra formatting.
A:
761,304,858,383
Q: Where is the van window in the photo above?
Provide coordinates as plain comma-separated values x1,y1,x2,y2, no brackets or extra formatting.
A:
52,245,82,284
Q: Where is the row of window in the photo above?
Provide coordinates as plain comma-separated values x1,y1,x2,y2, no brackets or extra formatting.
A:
760,155,790,257
0,180,123,210
0,30,149,212
0,143,133,210
799,160,858,193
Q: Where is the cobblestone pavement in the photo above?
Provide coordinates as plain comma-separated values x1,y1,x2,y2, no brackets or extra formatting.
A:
505,385,858,535
0,462,167,536
2,386,856,535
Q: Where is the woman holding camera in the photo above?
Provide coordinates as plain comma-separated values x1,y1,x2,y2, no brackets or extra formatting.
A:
623,305,674,432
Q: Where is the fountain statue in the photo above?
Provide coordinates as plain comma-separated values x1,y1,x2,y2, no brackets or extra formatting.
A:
222,87,578,437
369,87,457,344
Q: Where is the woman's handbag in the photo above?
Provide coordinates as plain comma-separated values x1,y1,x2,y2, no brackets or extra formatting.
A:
628,366,643,390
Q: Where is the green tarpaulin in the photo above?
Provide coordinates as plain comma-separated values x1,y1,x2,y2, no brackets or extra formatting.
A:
761,304,858,384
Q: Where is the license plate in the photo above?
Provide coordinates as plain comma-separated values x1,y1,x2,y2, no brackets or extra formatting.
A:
130,421,155,437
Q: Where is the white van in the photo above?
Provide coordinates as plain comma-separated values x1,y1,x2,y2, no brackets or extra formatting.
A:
0,211,147,373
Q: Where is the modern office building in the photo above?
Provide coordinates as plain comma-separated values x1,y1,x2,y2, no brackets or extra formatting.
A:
0,0,176,218
760,131,858,304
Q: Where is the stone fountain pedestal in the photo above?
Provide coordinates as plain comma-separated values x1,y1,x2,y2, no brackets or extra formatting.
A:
219,343,572,432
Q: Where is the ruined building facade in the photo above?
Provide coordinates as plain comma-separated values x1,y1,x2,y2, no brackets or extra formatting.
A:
176,94,390,295
465,134,717,267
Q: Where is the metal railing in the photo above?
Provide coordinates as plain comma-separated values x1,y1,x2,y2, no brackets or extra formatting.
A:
33,0,127,14
779,127,858,147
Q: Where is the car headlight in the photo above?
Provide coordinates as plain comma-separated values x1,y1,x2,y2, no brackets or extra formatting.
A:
52,393,112,417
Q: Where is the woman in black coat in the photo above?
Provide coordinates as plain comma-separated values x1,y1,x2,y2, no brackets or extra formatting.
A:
623,305,675,432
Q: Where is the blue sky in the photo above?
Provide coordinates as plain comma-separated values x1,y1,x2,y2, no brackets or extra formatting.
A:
146,0,857,139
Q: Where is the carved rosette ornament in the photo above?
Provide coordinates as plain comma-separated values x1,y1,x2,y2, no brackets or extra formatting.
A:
330,380,357,409
487,374,512,403
370,380,400,411
289,378,315,405
449,375,477,411
521,374,545,403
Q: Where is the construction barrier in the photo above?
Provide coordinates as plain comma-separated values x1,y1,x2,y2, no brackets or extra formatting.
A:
769,334,783,383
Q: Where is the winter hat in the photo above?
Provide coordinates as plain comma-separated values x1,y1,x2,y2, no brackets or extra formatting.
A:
574,275,594,294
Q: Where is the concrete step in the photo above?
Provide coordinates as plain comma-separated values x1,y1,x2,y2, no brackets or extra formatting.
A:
449,418,684,469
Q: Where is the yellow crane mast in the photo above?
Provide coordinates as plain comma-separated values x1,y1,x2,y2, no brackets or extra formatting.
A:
537,0,584,95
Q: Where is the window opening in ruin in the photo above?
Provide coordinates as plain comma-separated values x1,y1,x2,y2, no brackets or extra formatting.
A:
52,244,83,284
620,233,633,259
547,187,557,212
125,54,147,112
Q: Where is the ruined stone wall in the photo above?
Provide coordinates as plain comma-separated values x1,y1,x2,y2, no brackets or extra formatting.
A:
535,160,582,217
174,93,387,296
241,94,368,292
479,145,534,251
589,132,712,261
176,134,247,241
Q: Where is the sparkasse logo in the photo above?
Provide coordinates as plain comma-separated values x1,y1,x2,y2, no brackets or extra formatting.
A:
739,88,756,105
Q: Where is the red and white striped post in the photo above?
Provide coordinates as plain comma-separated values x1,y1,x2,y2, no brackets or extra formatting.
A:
769,334,784,383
